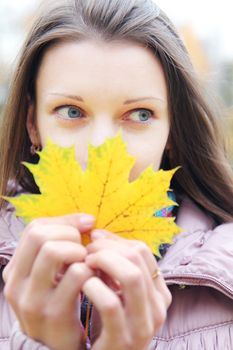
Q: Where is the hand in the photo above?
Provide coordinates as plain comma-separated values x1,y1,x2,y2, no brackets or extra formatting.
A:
83,230,172,350
3,213,95,350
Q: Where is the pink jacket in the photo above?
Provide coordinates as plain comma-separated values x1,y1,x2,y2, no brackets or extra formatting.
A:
0,197,233,349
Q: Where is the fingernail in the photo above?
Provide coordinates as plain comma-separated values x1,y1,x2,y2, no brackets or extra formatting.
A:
79,214,95,227
91,229,107,240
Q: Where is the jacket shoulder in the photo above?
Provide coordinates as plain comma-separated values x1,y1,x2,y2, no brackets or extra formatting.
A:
0,204,24,265
160,197,233,300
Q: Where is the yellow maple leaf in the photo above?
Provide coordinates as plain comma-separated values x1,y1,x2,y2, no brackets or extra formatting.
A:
5,134,181,255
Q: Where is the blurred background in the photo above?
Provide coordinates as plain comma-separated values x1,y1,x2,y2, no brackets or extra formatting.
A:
0,0,233,163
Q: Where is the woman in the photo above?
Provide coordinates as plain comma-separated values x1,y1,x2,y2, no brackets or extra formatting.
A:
0,0,233,349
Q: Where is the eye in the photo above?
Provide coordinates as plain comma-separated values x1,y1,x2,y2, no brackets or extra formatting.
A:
55,106,84,119
128,109,154,123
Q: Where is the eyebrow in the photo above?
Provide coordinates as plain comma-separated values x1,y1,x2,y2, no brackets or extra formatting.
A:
48,93,166,104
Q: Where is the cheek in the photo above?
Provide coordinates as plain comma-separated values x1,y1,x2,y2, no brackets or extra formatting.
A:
39,129,77,148
126,136,168,181
36,114,88,169
37,117,84,149
129,150,163,181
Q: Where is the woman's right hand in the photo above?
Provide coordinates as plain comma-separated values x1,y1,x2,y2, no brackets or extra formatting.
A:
3,213,95,350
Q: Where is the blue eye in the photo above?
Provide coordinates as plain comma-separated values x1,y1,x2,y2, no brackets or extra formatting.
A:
56,106,83,119
129,109,153,123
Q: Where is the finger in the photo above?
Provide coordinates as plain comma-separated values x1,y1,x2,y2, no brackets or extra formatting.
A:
125,240,170,304
91,229,119,241
88,238,158,288
87,239,156,301
88,237,169,304
82,277,128,342
3,225,79,283
120,242,170,327
90,235,156,279
27,213,95,231
87,238,130,263
2,264,10,283
89,230,156,278
4,220,90,280
86,250,167,339
19,212,95,262
85,251,151,330
126,251,170,328
54,263,94,313
28,241,87,291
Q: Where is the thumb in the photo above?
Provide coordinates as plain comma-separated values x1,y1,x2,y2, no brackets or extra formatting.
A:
32,213,96,232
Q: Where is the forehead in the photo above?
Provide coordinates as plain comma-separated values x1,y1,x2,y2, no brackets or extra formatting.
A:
36,39,168,102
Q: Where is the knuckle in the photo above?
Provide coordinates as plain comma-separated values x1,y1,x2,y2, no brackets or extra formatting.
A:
165,289,172,307
126,241,150,264
135,324,154,343
3,283,17,306
44,305,61,321
27,219,42,231
148,322,155,339
41,241,58,260
127,269,143,287
123,336,133,349
67,263,83,278
20,297,40,319
102,298,121,317
2,264,9,282
3,283,10,300
126,249,140,264
155,307,167,328
134,241,150,256
26,223,45,246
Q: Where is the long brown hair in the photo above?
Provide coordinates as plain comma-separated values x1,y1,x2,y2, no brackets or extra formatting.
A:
0,0,233,223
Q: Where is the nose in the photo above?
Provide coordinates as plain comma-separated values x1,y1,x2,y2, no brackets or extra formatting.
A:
78,116,120,170
89,117,119,147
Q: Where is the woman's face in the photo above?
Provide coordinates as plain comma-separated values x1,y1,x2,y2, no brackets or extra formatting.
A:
28,40,170,180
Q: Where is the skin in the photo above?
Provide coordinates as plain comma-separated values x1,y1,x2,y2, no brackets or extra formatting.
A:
4,40,172,350
28,40,170,179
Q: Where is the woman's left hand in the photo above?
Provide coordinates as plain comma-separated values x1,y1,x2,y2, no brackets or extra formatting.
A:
83,230,172,350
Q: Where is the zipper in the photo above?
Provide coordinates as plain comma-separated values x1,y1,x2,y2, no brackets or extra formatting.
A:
164,273,233,300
